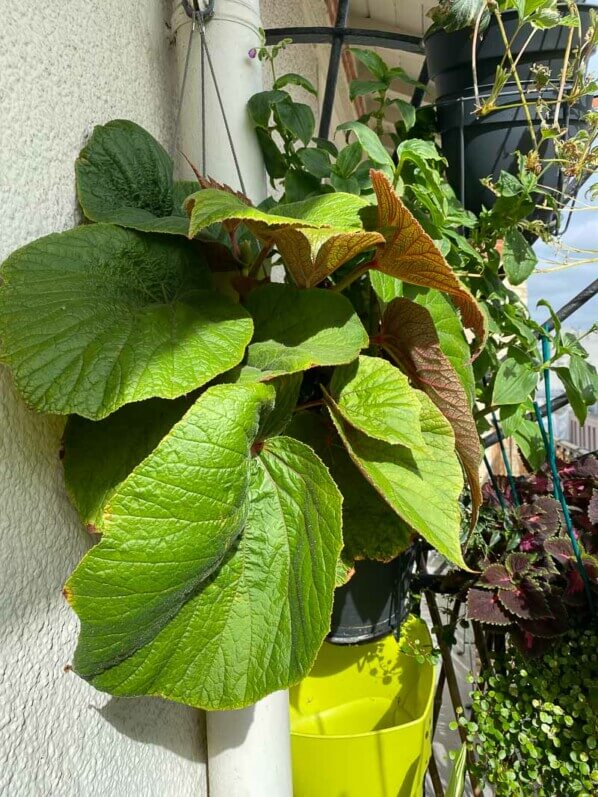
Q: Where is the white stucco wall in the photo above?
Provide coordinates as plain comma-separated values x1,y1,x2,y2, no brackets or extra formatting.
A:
0,2,208,794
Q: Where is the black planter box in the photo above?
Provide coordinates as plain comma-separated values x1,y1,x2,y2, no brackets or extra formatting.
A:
328,547,416,645
424,4,596,214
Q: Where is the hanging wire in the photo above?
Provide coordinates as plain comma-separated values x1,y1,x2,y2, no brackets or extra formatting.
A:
200,32,207,174
173,1,246,193
192,3,247,194
534,330,597,625
172,12,197,159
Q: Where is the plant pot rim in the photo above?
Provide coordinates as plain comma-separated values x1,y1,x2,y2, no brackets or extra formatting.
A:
422,2,598,45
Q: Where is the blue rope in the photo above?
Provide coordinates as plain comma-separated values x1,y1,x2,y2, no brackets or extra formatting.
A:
535,332,596,624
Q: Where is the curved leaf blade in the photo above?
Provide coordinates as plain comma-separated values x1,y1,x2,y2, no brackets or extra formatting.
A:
65,382,274,677
65,401,343,710
327,390,467,569
370,170,487,349
0,224,253,419
380,298,482,527
244,284,368,376
76,119,195,235
329,355,427,451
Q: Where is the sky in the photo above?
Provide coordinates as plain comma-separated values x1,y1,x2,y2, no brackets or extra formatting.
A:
528,179,597,333
527,50,597,334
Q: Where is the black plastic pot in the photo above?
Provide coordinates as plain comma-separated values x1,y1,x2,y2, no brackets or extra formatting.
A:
423,4,596,215
327,547,416,645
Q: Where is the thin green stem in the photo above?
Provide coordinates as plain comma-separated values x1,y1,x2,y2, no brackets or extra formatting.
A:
493,7,538,148
331,262,373,293
248,244,273,279
553,25,575,128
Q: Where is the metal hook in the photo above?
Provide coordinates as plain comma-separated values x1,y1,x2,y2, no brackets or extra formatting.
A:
182,0,215,22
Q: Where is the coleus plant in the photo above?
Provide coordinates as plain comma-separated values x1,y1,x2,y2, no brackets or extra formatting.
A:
466,455,598,652
0,119,484,709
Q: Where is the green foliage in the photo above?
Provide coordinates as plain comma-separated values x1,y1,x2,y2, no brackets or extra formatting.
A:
463,631,598,796
3,30,595,717
76,119,197,235
0,115,481,710
0,224,252,419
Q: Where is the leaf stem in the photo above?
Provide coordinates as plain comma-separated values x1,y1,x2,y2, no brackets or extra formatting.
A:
493,7,538,148
248,244,273,279
293,399,324,413
331,262,374,293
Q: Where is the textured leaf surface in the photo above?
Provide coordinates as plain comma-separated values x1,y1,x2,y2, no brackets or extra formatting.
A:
0,225,253,419
76,119,196,235
274,227,384,288
380,298,482,527
370,170,486,348
66,385,342,709
405,287,475,404
64,396,192,528
329,355,426,451
326,391,467,568
288,411,413,563
188,189,366,237
188,189,379,287
369,278,475,402
244,284,368,376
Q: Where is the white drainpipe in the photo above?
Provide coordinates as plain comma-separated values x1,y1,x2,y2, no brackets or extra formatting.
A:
171,3,293,796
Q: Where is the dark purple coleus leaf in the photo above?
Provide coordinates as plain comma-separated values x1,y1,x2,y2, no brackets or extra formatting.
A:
467,587,513,626
497,578,552,620
517,592,569,638
481,563,516,590
519,496,562,539
505,552,535,579
544,537,575,565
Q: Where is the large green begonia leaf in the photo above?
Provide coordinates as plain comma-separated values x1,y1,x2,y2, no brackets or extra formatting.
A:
288,411,413,563
244,283,368,376
76,119,197,235
0,224,253,419
329,355,426,452
63,396,193,529
65,383,342,709
326,390,468,569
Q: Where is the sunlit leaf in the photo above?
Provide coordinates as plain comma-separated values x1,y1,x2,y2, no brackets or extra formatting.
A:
370,170,487,349
65,383,343,709
379,298,482,527
0,225,253,419
326,391,467,568
244,283,368,376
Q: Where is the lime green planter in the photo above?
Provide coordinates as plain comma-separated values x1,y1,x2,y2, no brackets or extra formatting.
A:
290,616,434,797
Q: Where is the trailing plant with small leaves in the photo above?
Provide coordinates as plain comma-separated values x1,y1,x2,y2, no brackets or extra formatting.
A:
0,116,484,709
460,630,598,795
